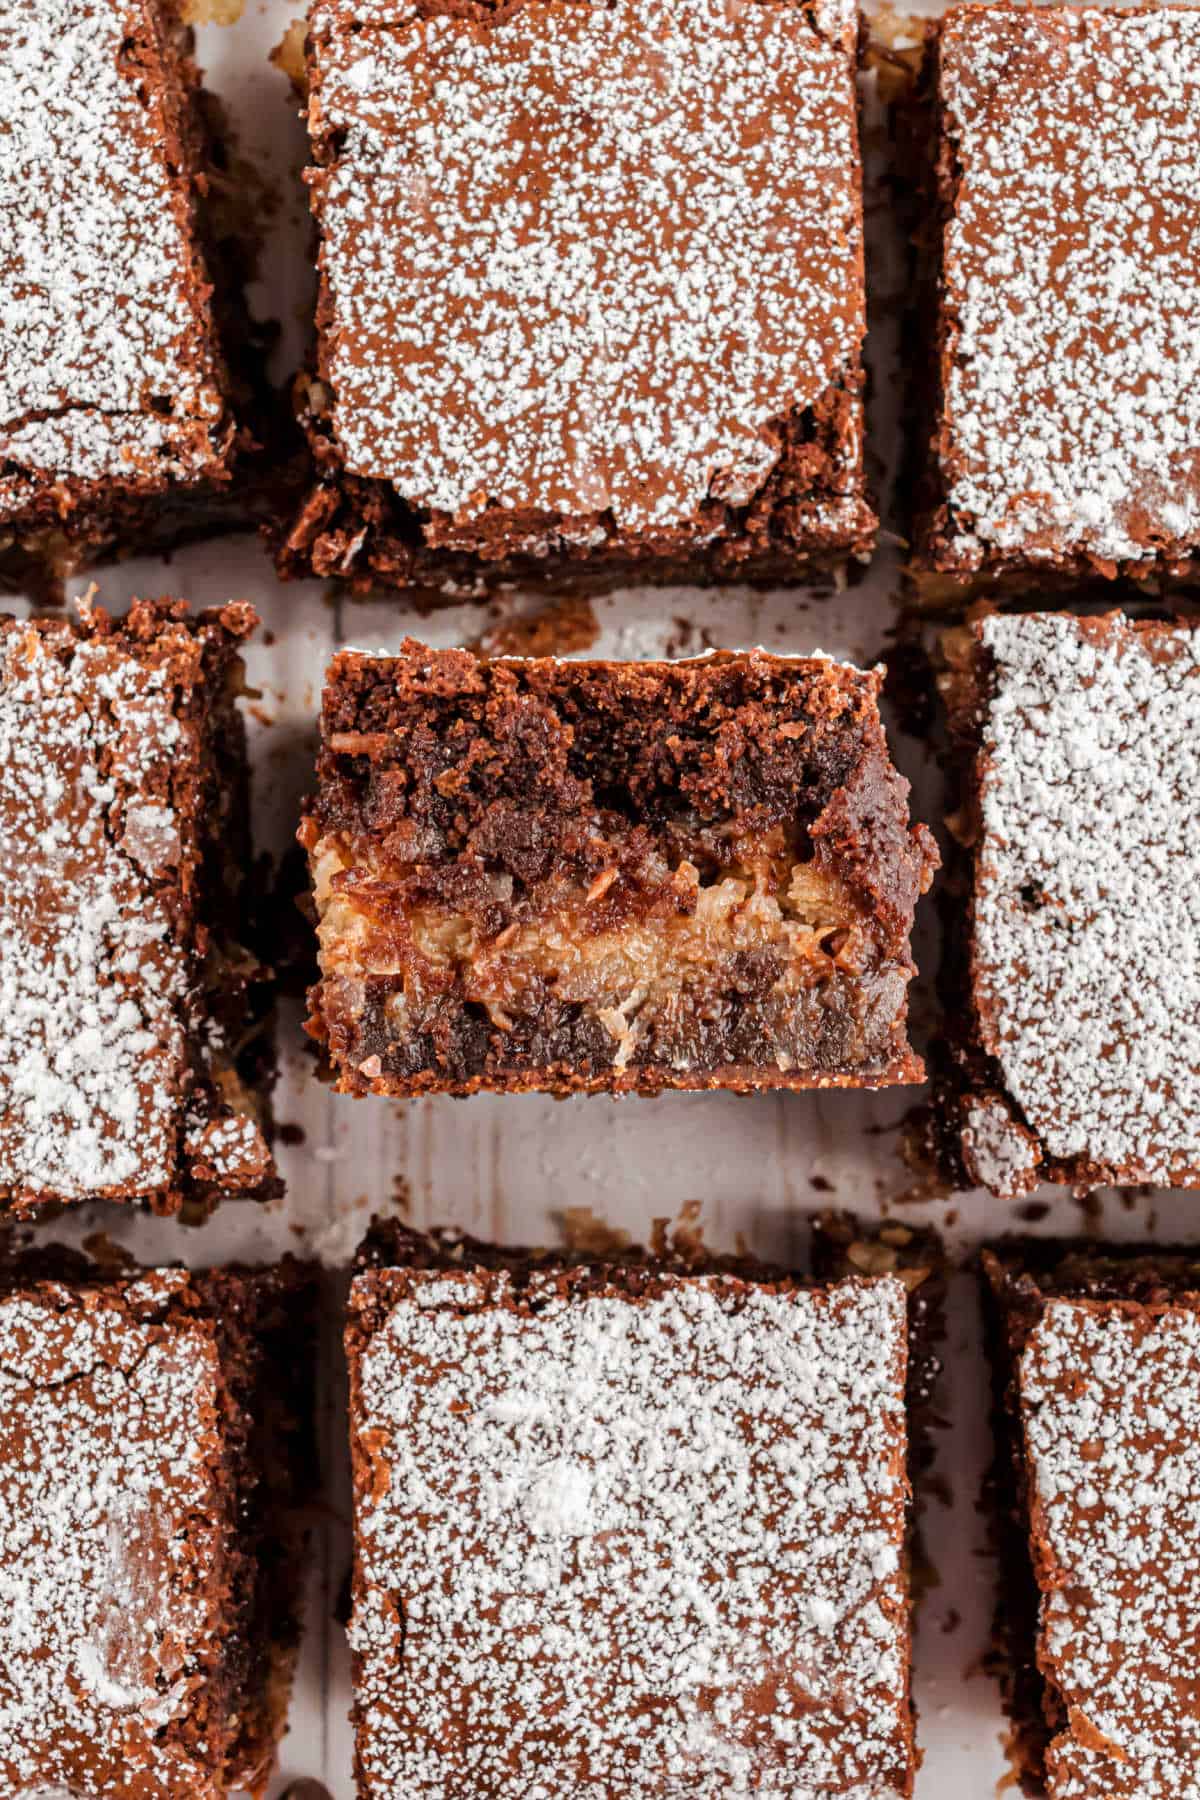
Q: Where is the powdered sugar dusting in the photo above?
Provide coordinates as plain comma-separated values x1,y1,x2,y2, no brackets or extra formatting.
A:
960,1097,1039,1199
0,620,192,1202
0,1277,233,1794
349,1265,913,1797
0,0,230,501
974,612,1200,1182
938,5,1200,571
310,0,865,534
1020,1296,1200,1798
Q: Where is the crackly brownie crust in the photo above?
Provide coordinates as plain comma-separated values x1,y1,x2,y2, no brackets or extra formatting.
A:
301,643,937,1097
0,1250,316,1798
346,1221,919,1798
0,596,278,1217
277,0,875,597
929,610,1200,1196
0,0,270,583
983,1243,1200,1799
912,4,1200,602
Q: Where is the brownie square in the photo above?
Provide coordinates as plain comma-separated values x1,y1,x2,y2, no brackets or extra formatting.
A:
936,610,1200,1197
913,4,1200,601
301,643,937,1097
0,0,252,582
0,1250,316,1797
346,1224,918,1798
279,0,876,596
0,597,277,1217
984,1243,1200,1799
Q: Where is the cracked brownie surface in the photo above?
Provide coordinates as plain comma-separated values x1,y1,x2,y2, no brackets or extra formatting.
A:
302,643,937,1096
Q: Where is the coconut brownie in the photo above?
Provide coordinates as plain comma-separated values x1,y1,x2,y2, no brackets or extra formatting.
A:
0,597,277,1217
301,642,938,1097
346,1222,920,1798
913,4,1200,602
0,0,257,584
935,611,1200,1197
984,1243,1200,1799
0,1249,316,1798
278,0,876,597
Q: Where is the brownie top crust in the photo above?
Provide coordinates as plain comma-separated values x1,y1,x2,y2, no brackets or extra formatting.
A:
0,0,232,514
307,0,868,549
964,611,1200,1186
987,1250,1200,1799
348,1240,914,1797
0,1266,244,1795
0,598,266,1207
933,4,1200,575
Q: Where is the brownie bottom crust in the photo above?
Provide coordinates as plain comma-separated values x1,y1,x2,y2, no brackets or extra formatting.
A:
310,831,925,1098
0,473,265,596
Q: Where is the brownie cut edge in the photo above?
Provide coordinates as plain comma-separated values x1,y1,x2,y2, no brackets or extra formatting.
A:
302,642,938,1097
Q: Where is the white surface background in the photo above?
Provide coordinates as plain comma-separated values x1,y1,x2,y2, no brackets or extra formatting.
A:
3,2,1184,1793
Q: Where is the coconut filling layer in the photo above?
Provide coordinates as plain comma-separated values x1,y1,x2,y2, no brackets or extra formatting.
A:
313,836,885,1073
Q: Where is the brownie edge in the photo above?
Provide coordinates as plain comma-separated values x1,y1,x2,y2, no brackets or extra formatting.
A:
930,611,1200,1198
912,4,1200,600
0,0,272,583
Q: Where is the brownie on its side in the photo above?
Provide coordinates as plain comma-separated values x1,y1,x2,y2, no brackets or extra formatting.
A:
346,1222,921,1798
0,597,277,1217
0,1249,316,1798
984,1243,1200,1799
0,0,260,583
279,0,876,597
933,610,1200,1197
301,643,938,1097
912,4,1200,605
